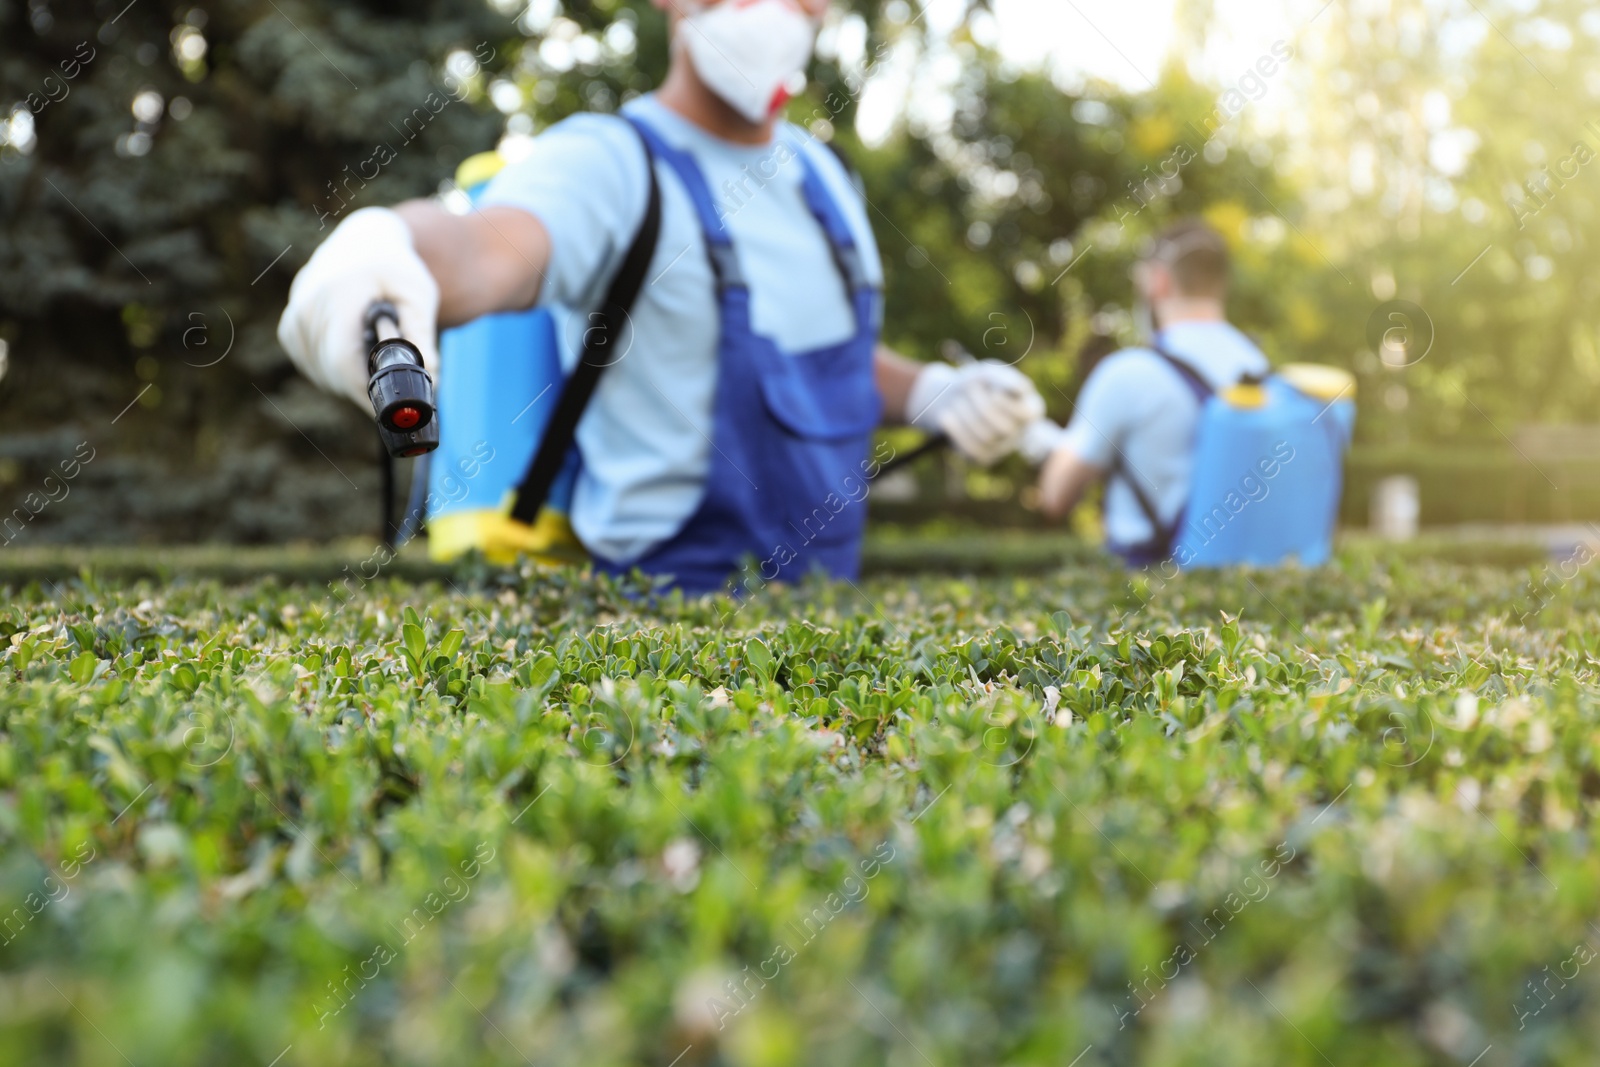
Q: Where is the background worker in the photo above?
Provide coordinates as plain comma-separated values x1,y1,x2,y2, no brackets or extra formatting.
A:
1035,220,1270,564
277,0,1044,594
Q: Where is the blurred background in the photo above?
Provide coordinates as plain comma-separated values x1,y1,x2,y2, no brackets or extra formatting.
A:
3,0,1598,546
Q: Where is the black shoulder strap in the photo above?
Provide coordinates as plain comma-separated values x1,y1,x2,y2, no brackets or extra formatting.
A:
1104,343,1219,557
1148,343,1215,402
1107,449,1177,557
509,123,662,525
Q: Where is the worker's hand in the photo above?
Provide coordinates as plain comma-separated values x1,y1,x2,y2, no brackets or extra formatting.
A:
277,207,440,409
906,360,1046,466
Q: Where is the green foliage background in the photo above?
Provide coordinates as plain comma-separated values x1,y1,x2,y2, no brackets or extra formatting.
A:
4,0,1600,540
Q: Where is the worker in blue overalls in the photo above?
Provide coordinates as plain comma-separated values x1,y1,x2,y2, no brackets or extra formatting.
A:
278,0,1045,594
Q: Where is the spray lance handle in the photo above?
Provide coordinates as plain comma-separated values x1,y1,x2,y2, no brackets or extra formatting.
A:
364,300,439,458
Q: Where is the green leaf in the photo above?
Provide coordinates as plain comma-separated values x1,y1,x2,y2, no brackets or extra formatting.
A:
744,637,775,683
69,623,96,653
69,652,98,684
402,622,428,664
525,653,559,691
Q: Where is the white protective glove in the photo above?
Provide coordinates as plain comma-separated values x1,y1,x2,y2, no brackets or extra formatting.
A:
906,360,1047,467
276,207,440,409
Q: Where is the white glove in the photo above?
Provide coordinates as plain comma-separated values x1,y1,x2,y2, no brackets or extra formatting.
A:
276,207,440,409
1018,418,1067,466
906,360,1047,466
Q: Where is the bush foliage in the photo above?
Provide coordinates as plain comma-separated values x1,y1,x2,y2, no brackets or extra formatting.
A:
3,550,1600,1064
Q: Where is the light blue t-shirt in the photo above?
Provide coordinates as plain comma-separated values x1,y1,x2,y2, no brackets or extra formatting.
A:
479,94,884,563
1061,321,1270,547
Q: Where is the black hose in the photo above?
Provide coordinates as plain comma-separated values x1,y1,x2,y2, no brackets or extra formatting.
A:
871,434,947,478
396,452,430,547
379,435,396,549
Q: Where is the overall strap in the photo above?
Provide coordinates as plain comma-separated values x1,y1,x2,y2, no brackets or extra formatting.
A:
508,118,663,525
626,116,746,290
792,137,875,296
1105,341,1218,561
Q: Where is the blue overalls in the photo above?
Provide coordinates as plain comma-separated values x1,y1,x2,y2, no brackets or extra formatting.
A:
593,116,883,595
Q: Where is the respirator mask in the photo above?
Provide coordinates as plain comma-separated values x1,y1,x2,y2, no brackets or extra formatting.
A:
679,0,819,125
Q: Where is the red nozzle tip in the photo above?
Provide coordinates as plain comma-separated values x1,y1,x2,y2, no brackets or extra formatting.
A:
390,406,421,429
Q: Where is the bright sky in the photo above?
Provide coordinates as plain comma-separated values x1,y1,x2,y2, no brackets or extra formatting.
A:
850,0,1316,142
986,0,1303,91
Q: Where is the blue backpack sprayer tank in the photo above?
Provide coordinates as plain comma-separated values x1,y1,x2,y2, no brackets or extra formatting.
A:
396,140,661,564
416,152,586,563
1107,352,1357,569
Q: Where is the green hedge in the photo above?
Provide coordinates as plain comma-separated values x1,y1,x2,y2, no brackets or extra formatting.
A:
4,553,1600,1064
1341,445,1600,526
867,445,1600,529
0,531,1551,589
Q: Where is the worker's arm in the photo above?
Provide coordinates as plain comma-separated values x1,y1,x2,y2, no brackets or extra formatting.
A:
393,201,552,328
275,202,552,410
872,345,923,423
1036,445,1104,521
279,115,643,410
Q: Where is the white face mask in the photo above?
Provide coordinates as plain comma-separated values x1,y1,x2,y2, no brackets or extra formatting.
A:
681,0,818,125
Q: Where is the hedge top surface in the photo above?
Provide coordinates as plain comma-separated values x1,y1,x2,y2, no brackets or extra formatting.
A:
2,549,1598,1066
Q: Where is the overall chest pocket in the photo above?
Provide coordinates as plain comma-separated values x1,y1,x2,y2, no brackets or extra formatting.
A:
752,336,882,443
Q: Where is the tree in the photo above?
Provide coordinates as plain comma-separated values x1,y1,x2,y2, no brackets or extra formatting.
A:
1,0,511,543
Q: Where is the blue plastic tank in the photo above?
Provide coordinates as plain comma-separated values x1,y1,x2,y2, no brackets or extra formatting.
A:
1172,372,1356,568
425,153,582,562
